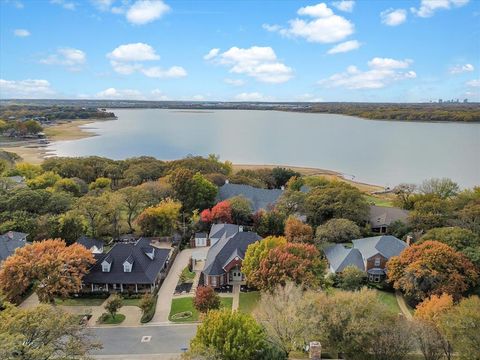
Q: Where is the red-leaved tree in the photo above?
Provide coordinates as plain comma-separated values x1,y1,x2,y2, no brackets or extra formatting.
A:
200,201,232,224
193,286,221,313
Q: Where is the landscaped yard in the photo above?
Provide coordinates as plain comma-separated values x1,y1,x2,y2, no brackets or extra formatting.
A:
239,291,261,313
54,297,106,306
169,296,233,322
98,313,125,325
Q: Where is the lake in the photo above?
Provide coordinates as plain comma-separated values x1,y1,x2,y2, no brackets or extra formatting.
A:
46,109,480,188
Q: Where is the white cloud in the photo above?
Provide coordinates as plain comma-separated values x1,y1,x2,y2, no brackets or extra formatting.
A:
234,92,266,101
40,48,86,71
205,46,293,83
450,63,475,74
107,43,185,78
141,65,187,78
411,0,469,18
13,29,30,37
327,39,361,54
319,57,416,89
96,87,144,99
107,43,160,62
466,79,480,87
381,8,407,26
126,0,170,25
332,0,355,12
224,78,245,86
266,2,354,43
262,24,282,32
203,48,220,60
0,79,55,98
50,0,76,10
150,89,169,100
91,0,115,11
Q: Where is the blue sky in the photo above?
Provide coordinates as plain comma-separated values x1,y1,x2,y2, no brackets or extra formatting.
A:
1,0,479,102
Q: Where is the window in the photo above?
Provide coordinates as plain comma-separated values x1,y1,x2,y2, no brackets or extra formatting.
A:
102,262,110,272
374,257,381,267
211,276,217,286
124,263,132,272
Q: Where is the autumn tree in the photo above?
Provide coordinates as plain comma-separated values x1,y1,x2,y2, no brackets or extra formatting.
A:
135,198,181,236
104,294,123,320
207,201,233,223
189,310,266,360
315,218,361,244
193,286,221,313
0,239,95,303
139,293,155,315
242,236,287,287
284,216,313,243
387,241,479,301
0,304,101,359
255,243,326,291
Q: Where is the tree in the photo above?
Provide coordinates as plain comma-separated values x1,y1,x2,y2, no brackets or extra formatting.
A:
315,218,361,244
8,162,43,179
408,195,452,231
242,236,287,287
193,286,221,313
88,177,111,191
139,293,155,315
393,183,417,209
439,296,480,360
255,243,326,291
0,304,101,360
210,201,233,223
419,178,460,199
387,241,479,302
135,198,181,236
338,265,367,291
57,211,87,245
0,239,95,303
189,310,266,360
104,294,123,320
53,178,82,196
305,182,369,227
276,189,306,215
119,186,148,232
412,320,446,360
271,167,300,188
76,194,108,238
101,191,125,240
227,196,252,224
26,171,61,189
252,209,286,237
370,320,414,360
284,216,313,243
23,119,43,134
254,282,312,357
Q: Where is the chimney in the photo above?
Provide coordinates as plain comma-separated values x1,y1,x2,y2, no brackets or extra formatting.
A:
239,226,244,232
225,179,229,184
309,341,322,360
7,231,14,240
281,185,285,190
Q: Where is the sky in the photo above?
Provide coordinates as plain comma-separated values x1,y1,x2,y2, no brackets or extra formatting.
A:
0,0,479,102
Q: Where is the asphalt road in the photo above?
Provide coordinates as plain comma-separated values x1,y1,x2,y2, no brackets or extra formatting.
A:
91,324,197,357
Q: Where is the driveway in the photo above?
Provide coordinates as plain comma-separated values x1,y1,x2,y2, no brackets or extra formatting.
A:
151,249,195,323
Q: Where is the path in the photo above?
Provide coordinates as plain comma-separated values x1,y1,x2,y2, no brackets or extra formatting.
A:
151,249,194,323
395,291,413,320
19,292,39,308
232,284,240,311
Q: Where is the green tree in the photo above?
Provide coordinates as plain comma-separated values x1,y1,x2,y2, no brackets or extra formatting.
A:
338,265,367,291
0,304,101,360
23,119,43,134
104,294,123,320
276,189,306,215
253,209,286,237
315,218,361,244
88,177,112,191
135,198,181,236
271,167,300,188
409,195,452,231
26,171,61,189
419,178,460,199
76,195,108,238
139,293,155,316
57,211,87,245
53,178,82,196
227,195,252,224
119,186,148,232
189,310,266,360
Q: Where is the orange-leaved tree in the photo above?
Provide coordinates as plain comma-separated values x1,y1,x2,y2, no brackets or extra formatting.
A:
0,239,95,303
387,240,478,302
284,216,313,243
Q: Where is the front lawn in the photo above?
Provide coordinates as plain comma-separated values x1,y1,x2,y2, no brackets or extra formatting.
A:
374,290,401,314
239,291,261,313
169,296,233,322
54,297,106,306
98,313,125,325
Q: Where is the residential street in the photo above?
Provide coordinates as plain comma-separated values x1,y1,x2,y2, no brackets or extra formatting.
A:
91,323,197,358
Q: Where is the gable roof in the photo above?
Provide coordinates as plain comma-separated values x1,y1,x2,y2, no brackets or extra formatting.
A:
209,223,239,239
83,238,170,284
324,244,364,272
0,231,29,262
217,183,283,212
77,236,104,250
352,235,408,260
203,231,261,276
369,206,409,228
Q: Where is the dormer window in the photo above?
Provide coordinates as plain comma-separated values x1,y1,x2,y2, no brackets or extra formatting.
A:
123,262,132,272
146,248,155,260
102,261,111,272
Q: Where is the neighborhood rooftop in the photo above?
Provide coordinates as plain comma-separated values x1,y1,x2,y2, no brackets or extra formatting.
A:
217,182,284,212
0,231,29,262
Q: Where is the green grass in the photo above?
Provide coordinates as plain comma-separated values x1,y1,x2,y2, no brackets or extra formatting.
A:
54,297,106,306
98,313,125,324
169,296,233,322
239,291,261,313
363,194,394,207
374,290,402,314
179,266,196,284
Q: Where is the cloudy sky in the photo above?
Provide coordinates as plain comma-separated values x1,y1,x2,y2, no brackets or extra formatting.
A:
1,0,479,102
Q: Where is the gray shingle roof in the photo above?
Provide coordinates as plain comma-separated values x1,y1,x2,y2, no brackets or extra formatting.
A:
203,231,261,276
324,244,364,272
77,236,104,250
369,206,409,228
217,183,283,212
352,235,408,260
208,223,240,240
83,238,170,285
0,231,29,262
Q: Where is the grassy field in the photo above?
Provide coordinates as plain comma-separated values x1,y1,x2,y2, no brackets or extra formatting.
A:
374,289,402,314
54,297,106,306
169,296,233,322
98,313,125,325
363,194,394,207
239,291,261,313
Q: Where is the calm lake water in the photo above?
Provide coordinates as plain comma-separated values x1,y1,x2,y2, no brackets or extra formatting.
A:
46,109,480,188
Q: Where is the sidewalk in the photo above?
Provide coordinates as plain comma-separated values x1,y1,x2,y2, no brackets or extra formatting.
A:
395,291,413,320
232,284,240,311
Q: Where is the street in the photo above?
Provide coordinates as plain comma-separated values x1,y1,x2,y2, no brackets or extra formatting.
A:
91,323,197,358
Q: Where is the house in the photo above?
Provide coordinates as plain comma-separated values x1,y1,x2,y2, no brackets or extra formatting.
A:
82,238,171,293
0,231,29,263
203,228,261,287
369,205,409,233
217,182,284,212
324,235,408,282
77,236,104,254
195,223,241,248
